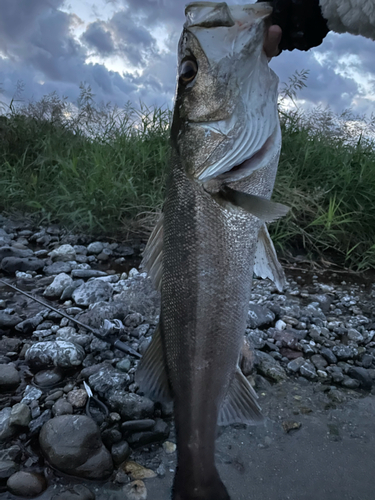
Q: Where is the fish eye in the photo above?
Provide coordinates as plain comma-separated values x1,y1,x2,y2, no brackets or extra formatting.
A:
179,59,198,84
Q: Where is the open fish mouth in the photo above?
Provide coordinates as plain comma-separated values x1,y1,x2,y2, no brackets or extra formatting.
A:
198,122,282,183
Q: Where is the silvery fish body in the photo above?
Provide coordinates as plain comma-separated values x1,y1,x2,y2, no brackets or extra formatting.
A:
137,3,287,499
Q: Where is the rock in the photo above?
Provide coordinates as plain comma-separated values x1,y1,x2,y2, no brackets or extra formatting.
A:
332,345,358,361
256,351,287,382
33,367,64,388
71,269,107,279
101,428,122,447
282,420,301,433
56,327,91,348
126,419,170,448
39,415,113,479
111,441,131,465
275,319,287,330
0,445,22,462
87,242,105,255
29,409,52,435
16,313,45,335
0,460,19,479
247,304,275,329
7,471,47,497
320,347,338,365
0,312,22,329
52,399,73,417
121,419,156,433
1,256,44,274
72,281,113,306
287,357,305,373
361,354,374,369
123,480,147,500
326,366,345,383
44,261,73,276
9,403,31,427
116,358,132,373
163,441,177,454
51,484,95,500
49,244,76,262
77,302,128,329
43,273,73,298
341,376,360,389
347,367,373,389
0,408,16,442
310,354,328,371
107,392,155,420
300,361,317,380
0,246,33,260
124,313,144,328
67,389,88,408
89,366,129,396
347,328,364,343
21,385,43,404
25,341,85,370
122,461,156,480
0,364,21,391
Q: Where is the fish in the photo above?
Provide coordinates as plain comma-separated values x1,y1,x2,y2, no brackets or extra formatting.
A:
136,2,288,499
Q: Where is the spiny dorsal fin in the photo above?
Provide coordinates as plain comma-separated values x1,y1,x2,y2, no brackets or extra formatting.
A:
218,186,289,223
135,326,172,402
218,366,263,426
141,213,163,291
254,224,286,292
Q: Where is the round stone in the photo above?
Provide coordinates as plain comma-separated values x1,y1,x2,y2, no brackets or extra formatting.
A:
7,471,47,497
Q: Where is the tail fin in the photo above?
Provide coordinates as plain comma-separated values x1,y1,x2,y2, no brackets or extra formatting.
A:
172,468,231,500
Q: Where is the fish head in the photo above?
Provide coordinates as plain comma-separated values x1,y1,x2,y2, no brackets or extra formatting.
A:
172,1,281,185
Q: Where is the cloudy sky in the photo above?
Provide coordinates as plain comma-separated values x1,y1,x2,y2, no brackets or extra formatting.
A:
1,0,374,116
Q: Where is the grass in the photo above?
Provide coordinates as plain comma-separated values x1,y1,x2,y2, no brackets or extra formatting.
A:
1,83,375,270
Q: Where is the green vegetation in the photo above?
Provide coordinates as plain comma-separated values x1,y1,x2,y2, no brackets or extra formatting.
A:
1,83,375,270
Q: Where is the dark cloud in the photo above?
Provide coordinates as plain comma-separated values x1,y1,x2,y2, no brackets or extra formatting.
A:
81,22,115,54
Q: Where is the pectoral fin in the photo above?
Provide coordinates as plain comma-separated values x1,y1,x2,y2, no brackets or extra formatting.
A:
254,224,286,292
218,367,263,425
141,213,163,290
218,186,289,223
135,326,172,402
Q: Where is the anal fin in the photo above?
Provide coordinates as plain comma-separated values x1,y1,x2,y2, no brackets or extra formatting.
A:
254,224,286,292
218,367,263,426
135,326,172,402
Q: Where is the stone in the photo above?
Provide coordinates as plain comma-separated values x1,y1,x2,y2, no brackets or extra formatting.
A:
347,328,364,343
126,419,170,448
107,392,155,420
1,256,44,274
111,441,131,465
33,368,64,388
163,441,177,454
89,366,129,396
320,347,338,365
347,367,373,389
87,242,105,255
44,261,73,276
310,354,328,371
39,415,113,479
71,269,107,279
72,281,113,306
341,376,360,389
0,460,19,479
121,419,156,432
49,244,76,262
51,484,95,500
247,304,275,329
7,471,47,497
0,408,16,442
275,319,286,330
255,351,287,382
56,327,91,348
124,313,144,328
101,428,122,448
9,403,31,427
300,361,317,380
21,385,43,404
123,480,147,500
0,364,21,391
52,399,73,417
67,389,88,408
0,246,33,260
0,445,22,462
361,354,374,369
25,341,85,370
122,461,156,480
29,409,52,435
282,420,301,433
332,345,358,361
16,313,45,335
0,312,22,329
287,357,305,373
116,358,132,373
43,273,73,298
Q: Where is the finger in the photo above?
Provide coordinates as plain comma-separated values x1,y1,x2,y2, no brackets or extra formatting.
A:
264,25,282,58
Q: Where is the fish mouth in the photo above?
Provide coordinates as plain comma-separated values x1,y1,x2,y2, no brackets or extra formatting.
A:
199,124,281,183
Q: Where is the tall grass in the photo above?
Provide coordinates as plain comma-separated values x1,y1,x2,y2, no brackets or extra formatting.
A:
0,83,375,269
